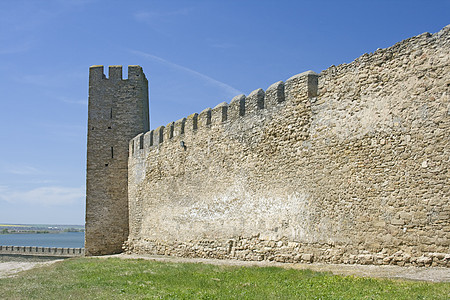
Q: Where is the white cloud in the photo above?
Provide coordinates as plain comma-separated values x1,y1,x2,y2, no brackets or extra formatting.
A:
130,50,242,96
0,186,84,206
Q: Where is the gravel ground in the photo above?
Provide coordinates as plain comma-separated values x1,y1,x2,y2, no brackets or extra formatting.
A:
1,254,449,282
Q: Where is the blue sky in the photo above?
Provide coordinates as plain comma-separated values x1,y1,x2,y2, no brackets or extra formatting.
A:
0,0,448,225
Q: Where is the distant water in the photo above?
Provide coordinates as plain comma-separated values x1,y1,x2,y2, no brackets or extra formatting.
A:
0,232,84,248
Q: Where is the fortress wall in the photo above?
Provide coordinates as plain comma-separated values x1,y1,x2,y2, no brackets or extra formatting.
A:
86,65,149,255
126,26,449,267
0,246,84,257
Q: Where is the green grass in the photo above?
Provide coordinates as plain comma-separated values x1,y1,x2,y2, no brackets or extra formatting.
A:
0,258,448,299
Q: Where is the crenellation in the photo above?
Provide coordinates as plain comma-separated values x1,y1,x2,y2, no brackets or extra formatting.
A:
307,72,319,98
198,108,212,128
154,126,165,145
174,118,186,136
88,26,450,267
164,122,174,141
129,139,134,157
245,88,265,114
109,65,123,81
89,65,106,81
228,94,245,121
128,65,146,81
285,71,319,105
265,81,285,108
144,130,153,147
185,113,198,132
89,65,147,82
212,102,228,124
139,133,144,149
132,135,141,155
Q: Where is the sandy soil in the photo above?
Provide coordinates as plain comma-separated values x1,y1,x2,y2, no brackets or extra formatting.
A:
0,255,62,278
0,261,61,278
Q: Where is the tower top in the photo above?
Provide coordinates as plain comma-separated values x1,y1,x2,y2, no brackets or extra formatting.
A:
89,65,147,81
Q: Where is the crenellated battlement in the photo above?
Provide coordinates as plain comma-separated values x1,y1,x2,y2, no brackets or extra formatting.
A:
89,65,147,82
91,26,450,266
129,71,318,156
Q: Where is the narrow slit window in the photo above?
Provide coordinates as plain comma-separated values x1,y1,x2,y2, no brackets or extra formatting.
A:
111,147,114,158
110,108,113,119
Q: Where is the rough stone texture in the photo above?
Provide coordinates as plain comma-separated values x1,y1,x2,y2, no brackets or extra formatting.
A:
85,65,149,255
85,26,449,266
123,26,450,267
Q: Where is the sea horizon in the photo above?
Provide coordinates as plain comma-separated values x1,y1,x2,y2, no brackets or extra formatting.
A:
0,231,85,248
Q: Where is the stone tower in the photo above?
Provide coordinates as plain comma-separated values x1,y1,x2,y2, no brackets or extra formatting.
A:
85,65,149,255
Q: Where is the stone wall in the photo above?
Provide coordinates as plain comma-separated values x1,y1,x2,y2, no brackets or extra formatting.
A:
85,65,149,255
0,246,84,257
125,26,449,267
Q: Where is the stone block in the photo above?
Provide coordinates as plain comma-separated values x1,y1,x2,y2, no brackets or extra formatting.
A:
265,81,285,108
198,108,212,128
228,95,245,121
245,89,264,115
212,102,228,124
185,113,198,133
174,118,186,137
164,122,174,141
154,126,165,145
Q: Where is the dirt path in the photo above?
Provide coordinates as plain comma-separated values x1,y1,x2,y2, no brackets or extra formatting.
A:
104,254,450,283
0,256,62,279
0,260,61,278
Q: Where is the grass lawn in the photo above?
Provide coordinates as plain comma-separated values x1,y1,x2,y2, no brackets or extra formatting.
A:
0,257,448,299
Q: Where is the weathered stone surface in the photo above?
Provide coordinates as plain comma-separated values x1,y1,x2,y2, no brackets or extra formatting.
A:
86,65,149,255
265,81,285,108
88,26,450,267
